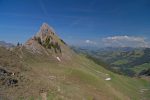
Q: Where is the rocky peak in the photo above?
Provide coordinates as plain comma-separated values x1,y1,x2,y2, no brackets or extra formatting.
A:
25,23,64,54
24,23,73,61
36,23,55,41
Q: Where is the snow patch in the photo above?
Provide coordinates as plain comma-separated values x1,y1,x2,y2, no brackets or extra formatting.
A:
56,57,61,62
140,88,149,93
48,76,56,80
57,86,61,92
105,78,111,81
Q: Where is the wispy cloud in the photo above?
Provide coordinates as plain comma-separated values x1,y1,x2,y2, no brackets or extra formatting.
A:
38,0,48,16
85,40,97,45
102,35,149,48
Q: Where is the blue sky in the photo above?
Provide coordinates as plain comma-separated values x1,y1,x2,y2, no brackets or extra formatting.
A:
0,0,150,47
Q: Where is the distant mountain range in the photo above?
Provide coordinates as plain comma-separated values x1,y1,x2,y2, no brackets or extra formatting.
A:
0,41,14,48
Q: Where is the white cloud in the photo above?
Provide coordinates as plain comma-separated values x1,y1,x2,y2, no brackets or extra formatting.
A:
102,35,149,48
85,40,97,45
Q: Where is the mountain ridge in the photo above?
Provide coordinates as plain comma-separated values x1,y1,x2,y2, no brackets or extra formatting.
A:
0,41,14,48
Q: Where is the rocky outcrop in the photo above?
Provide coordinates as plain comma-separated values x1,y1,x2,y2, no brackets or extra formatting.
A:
36,23,55,41
24,23,74,61
0,67,19,87
25,23,61,54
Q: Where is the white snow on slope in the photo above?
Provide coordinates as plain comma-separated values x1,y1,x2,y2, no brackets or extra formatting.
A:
56,57,61,62
105,78,111,81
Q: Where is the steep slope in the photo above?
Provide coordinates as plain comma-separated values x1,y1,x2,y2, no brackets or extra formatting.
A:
0,23,150,100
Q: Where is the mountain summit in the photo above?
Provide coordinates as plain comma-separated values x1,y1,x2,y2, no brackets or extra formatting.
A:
25,23,73,61
36,23,55,40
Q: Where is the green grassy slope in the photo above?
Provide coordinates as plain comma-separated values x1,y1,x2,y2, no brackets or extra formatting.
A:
131,63,150,74
18,49,150,100
112,59,129,65
0,47,150,100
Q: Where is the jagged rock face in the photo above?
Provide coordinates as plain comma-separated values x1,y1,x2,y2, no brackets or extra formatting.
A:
25,23,73,61
34,23,62,54
36,23,55,42
25,23,62,54
25,38,45,54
